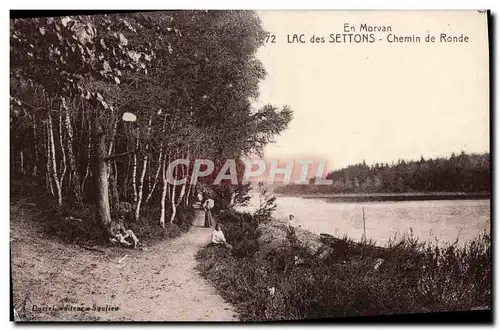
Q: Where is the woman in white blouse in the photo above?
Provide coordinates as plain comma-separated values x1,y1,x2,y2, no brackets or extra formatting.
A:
211,223,233,250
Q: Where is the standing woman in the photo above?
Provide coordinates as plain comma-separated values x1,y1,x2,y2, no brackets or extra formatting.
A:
203,197,215,228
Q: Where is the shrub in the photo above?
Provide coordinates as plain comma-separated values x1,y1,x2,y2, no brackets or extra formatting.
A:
173,206,196,233
217,209,260,257
233,239,259,258
196,215,491,321
253,182,276,223
11,176,197,247
128,207,195,245
43,203,103,245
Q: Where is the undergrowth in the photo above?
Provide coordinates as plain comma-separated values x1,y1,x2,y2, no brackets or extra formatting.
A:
11,175,195,247
196,209,491,321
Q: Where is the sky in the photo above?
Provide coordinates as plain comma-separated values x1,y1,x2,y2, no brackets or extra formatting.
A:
253,10,490,173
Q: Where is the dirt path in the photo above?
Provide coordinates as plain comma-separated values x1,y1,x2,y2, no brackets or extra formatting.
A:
11,201,238,321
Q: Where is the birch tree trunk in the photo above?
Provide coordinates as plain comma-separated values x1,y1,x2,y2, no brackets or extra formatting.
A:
120,156,131,200
144,150,162,205
132,130,139,204
159,154,168,228
64,110,85,209
169,158,178,224
58,112,67,188
11,147,16,174
107,121,118,179
19,150,24,175
44,122,54,195
81,138,92,196
184,183,192,208
32,123,38,176
106,121,120,208
109,162,120,208
94,119,112,233
47,114,62,206
175,151,190,207
145,114,167,205
175,169,187,207
135,116,153,220
47,172,54,196
169,182,177,224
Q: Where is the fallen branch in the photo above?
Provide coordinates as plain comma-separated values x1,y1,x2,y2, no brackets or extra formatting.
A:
118,254,129,263
65,216,82,223
80,245,106,254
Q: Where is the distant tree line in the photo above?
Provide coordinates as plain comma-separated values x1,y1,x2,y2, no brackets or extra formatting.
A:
274,152,490,195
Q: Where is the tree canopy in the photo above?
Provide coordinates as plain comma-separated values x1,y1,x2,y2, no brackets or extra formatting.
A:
10,11,293,236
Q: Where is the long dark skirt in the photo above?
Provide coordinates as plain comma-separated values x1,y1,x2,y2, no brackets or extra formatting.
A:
204,209,213,228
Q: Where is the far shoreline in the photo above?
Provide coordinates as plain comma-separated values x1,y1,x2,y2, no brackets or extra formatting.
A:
273,192,491,203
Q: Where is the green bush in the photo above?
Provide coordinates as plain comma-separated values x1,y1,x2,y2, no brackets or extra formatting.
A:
217,209,260,257
173,206,196,233
44,203,103,245
12,176,197,247
128,207,195,245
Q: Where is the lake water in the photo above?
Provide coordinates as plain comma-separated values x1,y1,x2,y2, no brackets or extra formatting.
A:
236,194,491,247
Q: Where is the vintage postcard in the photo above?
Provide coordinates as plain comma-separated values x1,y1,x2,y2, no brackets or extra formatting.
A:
10,10,491,322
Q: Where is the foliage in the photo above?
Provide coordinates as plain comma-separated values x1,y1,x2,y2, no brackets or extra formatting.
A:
209,158,252,215
10,11,292,235
11,176,195,246
216,209,261,257
197,214,491,320
253,181,277,222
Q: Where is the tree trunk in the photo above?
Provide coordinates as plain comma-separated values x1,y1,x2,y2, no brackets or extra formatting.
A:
144,150,162,205
169,165,178,224
175,151,189,207
44,121,54,195
58,112,67,188
47,172,54,196
32,123,39,176
106,121,118,180
132,131,139,203
185,183,192,208
106,124,119,211
175,174,187,207
135,116,153,220
93,119,112,234
64,110,83,209
109,162,120,209
159,154,168,228
135,153,148,220
120,156,131,200
20,150,24,175
47,114,62,206
147,156,152,194
145,113,167,206
81,138,91,196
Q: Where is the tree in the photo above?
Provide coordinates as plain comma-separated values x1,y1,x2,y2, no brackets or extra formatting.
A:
10,11,293,238
254,181,277,222
11,14,164,234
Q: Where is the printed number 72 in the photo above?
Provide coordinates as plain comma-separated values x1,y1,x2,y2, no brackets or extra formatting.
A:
265,34,276,43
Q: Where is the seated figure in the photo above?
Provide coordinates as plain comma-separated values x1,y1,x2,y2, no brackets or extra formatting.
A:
211,223,233,250
109,217,139,248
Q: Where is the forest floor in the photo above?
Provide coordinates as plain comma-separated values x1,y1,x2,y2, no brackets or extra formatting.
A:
11,196,238,322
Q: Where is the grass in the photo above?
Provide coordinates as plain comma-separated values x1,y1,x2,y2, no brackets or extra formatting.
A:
196,210,491,321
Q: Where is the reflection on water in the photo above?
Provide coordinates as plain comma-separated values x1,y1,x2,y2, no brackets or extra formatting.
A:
237,194,490,246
